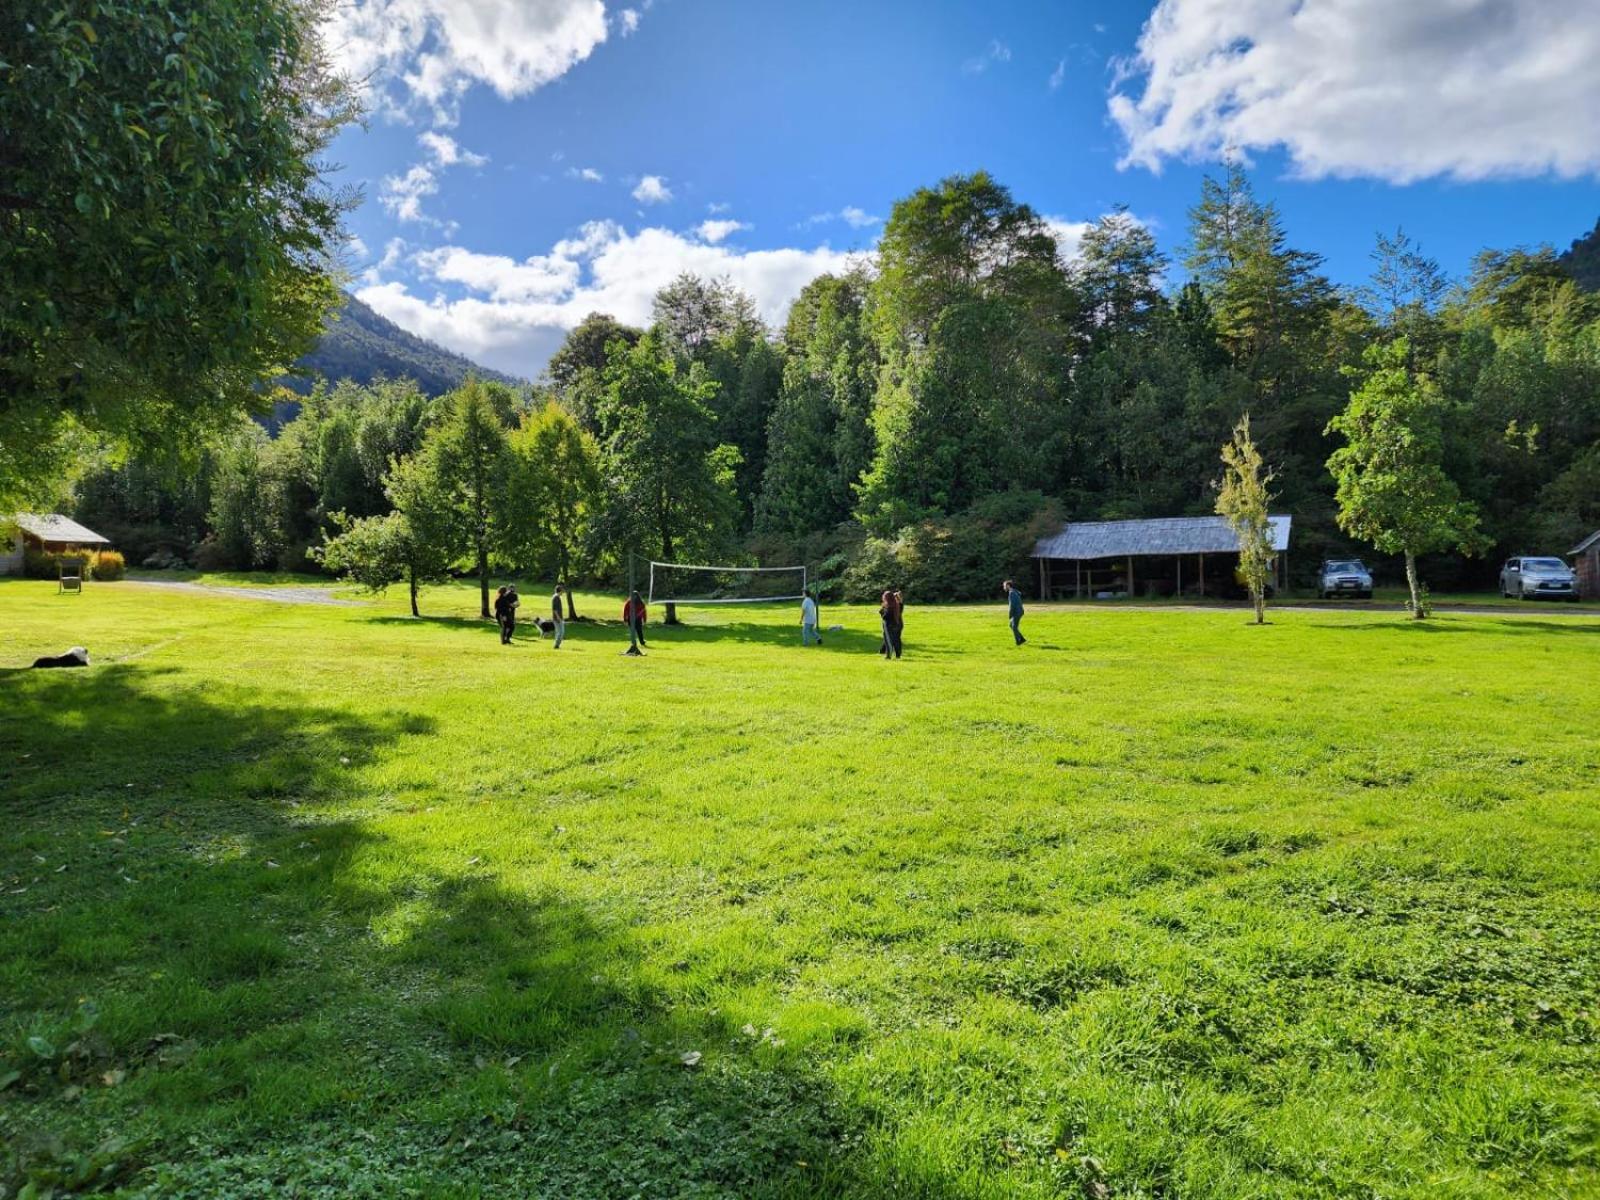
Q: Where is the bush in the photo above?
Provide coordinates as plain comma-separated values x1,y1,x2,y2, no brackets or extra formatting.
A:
89,550,125,580
841,492,1060,602
23,548,97,581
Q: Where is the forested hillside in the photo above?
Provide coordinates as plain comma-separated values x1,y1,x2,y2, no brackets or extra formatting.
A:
1561,217,1600,292
288,292,521,396
74,169,1600,594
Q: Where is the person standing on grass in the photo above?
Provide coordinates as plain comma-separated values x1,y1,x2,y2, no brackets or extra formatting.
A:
801,589,821,646
891,588,905,658
551,582,566,649
493,585,514,644
1003,579,1026,645
623,589,648,648
879,589,903,659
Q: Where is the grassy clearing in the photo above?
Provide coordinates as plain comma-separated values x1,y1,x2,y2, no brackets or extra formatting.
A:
1,579,1597,1198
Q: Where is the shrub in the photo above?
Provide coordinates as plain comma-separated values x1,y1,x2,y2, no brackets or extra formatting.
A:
841,492,1060,602
23,548,95,581
90,550,125,581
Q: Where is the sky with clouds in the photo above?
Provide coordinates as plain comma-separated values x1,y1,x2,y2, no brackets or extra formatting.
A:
323,0,1600,379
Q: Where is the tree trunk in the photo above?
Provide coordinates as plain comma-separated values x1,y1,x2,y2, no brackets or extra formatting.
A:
561,544,577,619
1405,551,1423,619
477,541,490,620
661,527,679,625
409,568,420,618
1253,586,1265,625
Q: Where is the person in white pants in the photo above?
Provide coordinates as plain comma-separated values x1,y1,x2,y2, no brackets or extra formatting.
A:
550,583,566,649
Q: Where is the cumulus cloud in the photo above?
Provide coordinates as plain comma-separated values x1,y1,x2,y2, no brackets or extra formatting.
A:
567,166,604,182
695,219,749,244
962,39,1012,75
632,174,673,204
323,0,609,122
418,130,488,167
1110,0,1600,183
380,163,440,223
356,221,857,377
617,7,640,35
380,130,490,224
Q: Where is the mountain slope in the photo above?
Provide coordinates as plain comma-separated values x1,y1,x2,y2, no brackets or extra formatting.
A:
288,292,522,395
1559,216,1600,292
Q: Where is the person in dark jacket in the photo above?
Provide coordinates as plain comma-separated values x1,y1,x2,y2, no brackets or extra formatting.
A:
879,589,903,659
622,590,648,651
1003,579,1026,645
493,586,517,644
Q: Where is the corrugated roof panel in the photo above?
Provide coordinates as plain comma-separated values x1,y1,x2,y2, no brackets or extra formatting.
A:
11,513,111,545
1033,515,1292,559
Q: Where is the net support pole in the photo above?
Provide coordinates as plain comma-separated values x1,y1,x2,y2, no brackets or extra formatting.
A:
625,552,643,656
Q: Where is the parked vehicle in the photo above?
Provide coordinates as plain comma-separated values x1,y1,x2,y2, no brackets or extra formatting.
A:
1316,558,1373,600
1499,556,1578,601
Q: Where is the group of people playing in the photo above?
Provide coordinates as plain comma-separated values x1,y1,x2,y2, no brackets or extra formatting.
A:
492,582,566,648
489,578,1027,655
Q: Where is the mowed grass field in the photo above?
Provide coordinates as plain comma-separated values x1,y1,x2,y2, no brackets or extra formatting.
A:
2,579,1597,1199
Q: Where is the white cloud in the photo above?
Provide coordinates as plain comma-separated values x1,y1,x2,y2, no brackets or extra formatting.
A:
618,7,640,35
323,0,609,122
1048,59,1066,91
962,39,1012,75
380,131,489,225
566,166,604,182
1110,0,1600,183
632,174,673,204
695,219,749,244
346,235,371,261
356,221,857,377
804,206,882,230
380,163,439,223
418,130,488,167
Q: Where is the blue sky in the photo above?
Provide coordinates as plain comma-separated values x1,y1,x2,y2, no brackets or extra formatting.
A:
324,0,1600,378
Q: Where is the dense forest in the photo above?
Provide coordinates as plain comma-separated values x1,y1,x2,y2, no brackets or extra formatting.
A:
73,168,1600,599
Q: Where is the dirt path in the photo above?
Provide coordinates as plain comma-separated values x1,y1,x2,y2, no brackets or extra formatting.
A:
126,580,367,607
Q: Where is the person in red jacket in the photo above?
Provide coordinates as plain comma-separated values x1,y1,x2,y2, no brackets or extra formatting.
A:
622,590,648,652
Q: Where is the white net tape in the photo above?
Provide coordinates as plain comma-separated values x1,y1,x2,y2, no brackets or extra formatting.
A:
648,562,808,604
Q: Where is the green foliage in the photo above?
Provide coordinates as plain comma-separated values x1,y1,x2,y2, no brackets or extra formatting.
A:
1215,415,1276,624
0,0,357,510
1559,216,1600,292
842,492,1060,602
1327,339,1487,615
501,401,602,613
420,380,514,618
595,333,741,582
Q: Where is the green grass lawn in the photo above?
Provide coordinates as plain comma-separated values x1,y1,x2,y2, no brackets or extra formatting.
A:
2,579,1597,1198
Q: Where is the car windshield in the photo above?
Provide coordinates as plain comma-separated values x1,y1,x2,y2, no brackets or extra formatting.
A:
1326,561,1364,573
1522,558,1566,571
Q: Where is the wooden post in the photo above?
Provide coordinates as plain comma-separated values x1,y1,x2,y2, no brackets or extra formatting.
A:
1126,556,1134,599
1075,559,1081,599
1199,553,1205,597
1038,556,1046,601
1176,557,1182,597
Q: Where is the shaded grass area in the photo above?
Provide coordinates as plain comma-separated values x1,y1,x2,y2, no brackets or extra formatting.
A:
1,579,1597,1198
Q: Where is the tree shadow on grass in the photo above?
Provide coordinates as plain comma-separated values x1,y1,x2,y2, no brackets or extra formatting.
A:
0,667,971,1199
1311,618,1600,637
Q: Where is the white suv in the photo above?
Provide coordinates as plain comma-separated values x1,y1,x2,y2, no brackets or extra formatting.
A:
1499,556,1577,601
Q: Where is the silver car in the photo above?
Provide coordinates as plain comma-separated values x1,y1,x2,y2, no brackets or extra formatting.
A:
1317,558,1373,599
1500,556,1578,601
